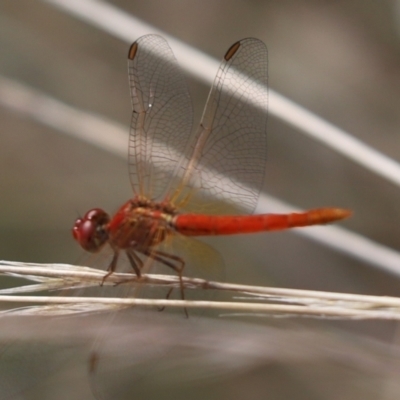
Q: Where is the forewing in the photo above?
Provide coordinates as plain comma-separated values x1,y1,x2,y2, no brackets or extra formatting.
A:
172,38,268,214
128,34,194,199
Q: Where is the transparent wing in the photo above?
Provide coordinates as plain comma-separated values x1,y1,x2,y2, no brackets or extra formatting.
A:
172,38,268,215
128,34,194,199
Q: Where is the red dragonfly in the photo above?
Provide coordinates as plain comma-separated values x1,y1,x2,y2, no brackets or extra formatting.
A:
72,35,350,297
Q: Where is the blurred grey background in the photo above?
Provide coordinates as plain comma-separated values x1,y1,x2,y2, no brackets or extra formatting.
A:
0,0,400,399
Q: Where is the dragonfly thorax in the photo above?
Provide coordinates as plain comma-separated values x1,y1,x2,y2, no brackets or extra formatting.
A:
107,198,177,251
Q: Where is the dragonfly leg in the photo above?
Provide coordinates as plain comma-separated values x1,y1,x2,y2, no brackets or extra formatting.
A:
126,249,142,277
143,249,188,317
147,250,185,298
108,249,144,286
101,250,120,286
158,287,174,312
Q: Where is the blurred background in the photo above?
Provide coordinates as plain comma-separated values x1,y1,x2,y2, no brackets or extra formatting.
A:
0,0,400,399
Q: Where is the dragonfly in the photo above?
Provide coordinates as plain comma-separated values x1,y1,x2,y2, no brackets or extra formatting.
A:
72,34,350,299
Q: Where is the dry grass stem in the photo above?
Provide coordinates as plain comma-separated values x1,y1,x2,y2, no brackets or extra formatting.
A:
0,260,399,319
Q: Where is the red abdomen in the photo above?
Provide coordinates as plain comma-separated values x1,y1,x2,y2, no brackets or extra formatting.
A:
173,208,351,236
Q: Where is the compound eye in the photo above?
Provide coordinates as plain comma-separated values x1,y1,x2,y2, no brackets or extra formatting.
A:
72,218,83,242
72,209,110,252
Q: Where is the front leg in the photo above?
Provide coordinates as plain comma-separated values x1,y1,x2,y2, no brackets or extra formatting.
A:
101,249,120,286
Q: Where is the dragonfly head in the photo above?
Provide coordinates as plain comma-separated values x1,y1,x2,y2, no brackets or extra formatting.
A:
72,208,110,252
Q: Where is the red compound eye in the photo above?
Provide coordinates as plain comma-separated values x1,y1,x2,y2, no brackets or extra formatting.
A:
72,208,110,252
